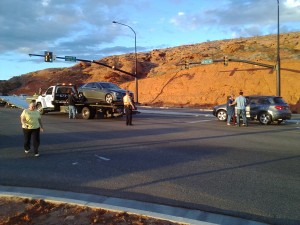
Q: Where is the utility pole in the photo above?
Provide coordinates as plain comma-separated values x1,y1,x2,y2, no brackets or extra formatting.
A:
276,0,281,96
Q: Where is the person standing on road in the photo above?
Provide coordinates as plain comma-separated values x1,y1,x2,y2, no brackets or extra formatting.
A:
123,91,135,126
20,101,44,157
68,92,77,119
226,95,235,125
232,91,248,126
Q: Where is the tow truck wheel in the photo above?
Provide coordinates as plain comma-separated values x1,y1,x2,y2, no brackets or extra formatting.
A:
105,94,113,104
82,107,96,119
36,103,45,115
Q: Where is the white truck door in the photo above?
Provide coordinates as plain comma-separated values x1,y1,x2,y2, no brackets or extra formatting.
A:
44,87,55,108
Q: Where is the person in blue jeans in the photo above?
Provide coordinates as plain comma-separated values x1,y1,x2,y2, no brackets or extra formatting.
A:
68,92,77,119
232,91,248,126
226,95,235,125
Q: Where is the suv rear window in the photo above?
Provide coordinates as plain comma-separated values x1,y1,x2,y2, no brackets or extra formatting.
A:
273,97,287,104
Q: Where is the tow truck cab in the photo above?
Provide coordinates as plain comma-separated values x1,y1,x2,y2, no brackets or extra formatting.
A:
36,84,77,114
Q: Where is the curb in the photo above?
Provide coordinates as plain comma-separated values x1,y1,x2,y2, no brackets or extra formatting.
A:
0,185,268,225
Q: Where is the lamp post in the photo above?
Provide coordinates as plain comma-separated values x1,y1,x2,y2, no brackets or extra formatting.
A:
276,0,281,96
112,21,138,103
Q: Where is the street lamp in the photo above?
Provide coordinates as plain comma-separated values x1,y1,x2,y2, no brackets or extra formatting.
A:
276,0,281,96
112,21,139,103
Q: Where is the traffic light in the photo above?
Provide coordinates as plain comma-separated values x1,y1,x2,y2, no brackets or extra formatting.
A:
44,51,53,62
224,56,228,66
184,60,190,69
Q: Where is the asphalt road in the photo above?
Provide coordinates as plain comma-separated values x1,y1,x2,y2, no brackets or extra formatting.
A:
0,107,299,225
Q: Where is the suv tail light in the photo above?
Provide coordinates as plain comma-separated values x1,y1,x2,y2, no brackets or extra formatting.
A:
275,105,287,110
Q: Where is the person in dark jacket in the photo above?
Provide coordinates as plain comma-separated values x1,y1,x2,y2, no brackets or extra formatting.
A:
68,92,77,119
226,95,235,125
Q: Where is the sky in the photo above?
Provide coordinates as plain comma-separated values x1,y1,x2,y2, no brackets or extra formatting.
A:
0,0,299,81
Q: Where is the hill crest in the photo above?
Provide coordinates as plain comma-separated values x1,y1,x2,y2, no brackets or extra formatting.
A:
1,32,299,112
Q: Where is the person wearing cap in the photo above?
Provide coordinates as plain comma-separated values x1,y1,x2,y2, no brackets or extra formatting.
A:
20,101,44,157
123,91,135,125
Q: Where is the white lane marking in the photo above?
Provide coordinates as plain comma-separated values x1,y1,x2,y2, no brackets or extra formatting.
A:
186,120,211,123
95,154,110,161
72,162,78,165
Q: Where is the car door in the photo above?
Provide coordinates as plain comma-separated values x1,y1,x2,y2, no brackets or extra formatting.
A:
248,97,260,119
244,96,250,118
249,97,270,119
81,83,96,100
258,97,271,112
89,82,102,101
44,87,54,108
96,83,110,101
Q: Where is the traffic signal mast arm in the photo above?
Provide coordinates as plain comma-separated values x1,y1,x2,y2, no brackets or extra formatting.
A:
92,60,136,77
226,58,275,69
29,53,65,61
177,58,275,69
29,53,137,78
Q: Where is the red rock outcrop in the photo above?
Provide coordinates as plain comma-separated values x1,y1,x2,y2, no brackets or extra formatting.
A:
4,32,300,113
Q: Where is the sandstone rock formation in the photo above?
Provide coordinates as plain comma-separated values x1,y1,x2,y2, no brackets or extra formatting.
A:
2,32,299,112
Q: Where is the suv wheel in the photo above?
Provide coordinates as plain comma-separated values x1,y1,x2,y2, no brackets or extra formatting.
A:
105,94,113,104
258,112,272,125
217,110,227,121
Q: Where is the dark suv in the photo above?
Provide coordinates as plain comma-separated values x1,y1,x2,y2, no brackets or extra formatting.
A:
212,96,292,125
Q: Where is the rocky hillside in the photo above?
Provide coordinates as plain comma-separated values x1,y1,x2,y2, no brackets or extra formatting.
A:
1,32,300,112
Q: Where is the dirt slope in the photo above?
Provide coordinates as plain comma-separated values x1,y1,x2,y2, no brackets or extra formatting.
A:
123,60,300,112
